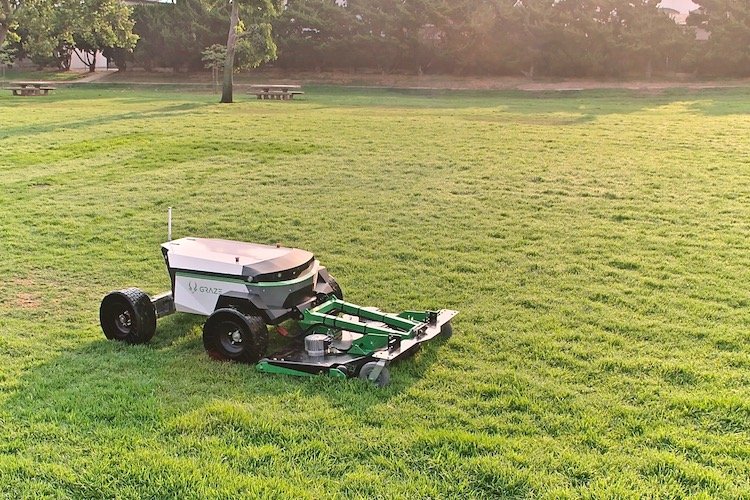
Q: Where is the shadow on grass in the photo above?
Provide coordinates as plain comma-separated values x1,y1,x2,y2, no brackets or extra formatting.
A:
0,311,437,442
0,310,455,496
306,85,750,119
0,102,212,139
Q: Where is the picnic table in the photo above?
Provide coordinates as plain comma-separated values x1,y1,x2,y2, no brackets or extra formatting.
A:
249,84,304,100
5,81,57,96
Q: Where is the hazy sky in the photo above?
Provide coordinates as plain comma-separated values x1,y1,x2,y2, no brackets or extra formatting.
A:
658,0,699,14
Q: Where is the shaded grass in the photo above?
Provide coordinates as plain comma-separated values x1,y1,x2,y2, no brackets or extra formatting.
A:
1,86,750,497
0,69,87,82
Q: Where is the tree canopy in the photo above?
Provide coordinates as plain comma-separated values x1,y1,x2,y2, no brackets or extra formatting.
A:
688,0,750,76
131,0,226,72
270,0,697,77
6,0,137,70
5,0,750,78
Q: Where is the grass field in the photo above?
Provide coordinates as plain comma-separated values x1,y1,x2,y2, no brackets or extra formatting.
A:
1,86,750,497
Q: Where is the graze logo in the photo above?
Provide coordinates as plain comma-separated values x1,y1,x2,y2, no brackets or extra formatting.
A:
187,280,223,295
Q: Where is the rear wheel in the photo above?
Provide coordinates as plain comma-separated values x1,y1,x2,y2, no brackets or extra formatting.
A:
328,275,343,300
100,288,156,344
203,308,268,363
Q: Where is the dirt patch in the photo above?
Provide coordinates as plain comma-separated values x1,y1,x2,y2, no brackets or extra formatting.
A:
11,277,36,287
11,277,42,309
15,293,41,310
95,69,750,92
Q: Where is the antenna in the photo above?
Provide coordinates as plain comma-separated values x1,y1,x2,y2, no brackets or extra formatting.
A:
167,207,172,241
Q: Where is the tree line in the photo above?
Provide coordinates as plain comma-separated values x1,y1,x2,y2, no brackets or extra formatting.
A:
273,0,750,78
132,0,750,78
2,0,750,78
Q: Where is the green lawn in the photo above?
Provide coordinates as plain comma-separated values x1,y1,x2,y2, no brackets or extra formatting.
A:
1,86,750,497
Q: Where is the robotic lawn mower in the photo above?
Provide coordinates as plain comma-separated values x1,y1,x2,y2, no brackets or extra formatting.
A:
100,237,457,386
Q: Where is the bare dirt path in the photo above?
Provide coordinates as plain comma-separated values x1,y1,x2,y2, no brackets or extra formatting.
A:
75,69,120,83
83,69,750,92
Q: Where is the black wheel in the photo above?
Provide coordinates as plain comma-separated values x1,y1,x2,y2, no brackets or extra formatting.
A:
333,364,352,377
358,361,390,387
203,308,268,363
328,275,343,300
100,288,157,344
440,321,453,340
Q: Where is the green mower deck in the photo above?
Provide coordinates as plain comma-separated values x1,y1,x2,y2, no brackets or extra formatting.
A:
257,298,457,384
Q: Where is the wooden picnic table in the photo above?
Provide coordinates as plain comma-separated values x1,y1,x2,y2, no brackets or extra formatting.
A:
248,84,304,100
5,81,57,96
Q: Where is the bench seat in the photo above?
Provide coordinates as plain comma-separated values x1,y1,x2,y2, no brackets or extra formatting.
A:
249,90,304,100
6,86,56,96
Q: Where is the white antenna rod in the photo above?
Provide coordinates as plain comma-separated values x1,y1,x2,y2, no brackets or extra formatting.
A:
168,207,172,241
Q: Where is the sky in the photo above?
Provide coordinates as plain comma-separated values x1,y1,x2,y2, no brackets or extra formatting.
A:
658,0,700,14
336,1,700,15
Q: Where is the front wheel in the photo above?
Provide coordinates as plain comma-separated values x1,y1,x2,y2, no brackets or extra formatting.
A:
203,308,268,363
358,361,390,387
100,288,157,344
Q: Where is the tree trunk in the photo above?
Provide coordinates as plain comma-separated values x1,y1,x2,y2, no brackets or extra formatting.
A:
220,0,239,104
0,24,7,49
59,51,71,71
75,49,97,72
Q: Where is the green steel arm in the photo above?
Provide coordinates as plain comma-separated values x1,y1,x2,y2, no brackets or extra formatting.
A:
299,299,429,356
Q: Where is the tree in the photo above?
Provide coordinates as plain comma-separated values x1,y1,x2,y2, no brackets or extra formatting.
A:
689,0,750,76
345,0,424,72
17,0,138,71
72,0,138,72
0,34,16,78
13,0,59,67
273,0,356,71
608,0,690,78
220,0,282,103
429,0,518,75
202,43,226,91
0,20,18,70
132,0,226,72
0,0,20,49
508,0,572,78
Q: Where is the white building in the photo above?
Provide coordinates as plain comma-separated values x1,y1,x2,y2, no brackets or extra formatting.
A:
658,0,699,24
70,50,108,71
658,0,710,40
